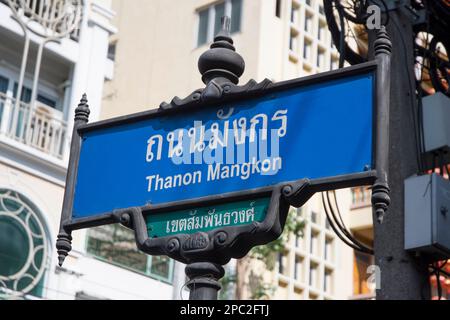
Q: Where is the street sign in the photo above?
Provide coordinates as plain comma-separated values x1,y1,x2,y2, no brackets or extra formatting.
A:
146,198,270,238
72,71,374,220
57,15,391,301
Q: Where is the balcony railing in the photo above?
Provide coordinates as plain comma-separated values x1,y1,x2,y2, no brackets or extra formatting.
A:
0,0,82,42
351,186,372,209
0,92,67,160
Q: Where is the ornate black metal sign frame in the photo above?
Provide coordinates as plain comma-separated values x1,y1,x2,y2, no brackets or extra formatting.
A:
56,18,391,300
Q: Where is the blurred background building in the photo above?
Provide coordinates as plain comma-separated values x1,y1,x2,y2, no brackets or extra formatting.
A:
0,0,175,300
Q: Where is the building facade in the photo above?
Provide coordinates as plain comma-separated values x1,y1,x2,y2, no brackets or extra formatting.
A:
0,0,176,300
98,0,376,300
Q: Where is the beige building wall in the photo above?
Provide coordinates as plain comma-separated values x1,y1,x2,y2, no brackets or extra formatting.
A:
100,0,374,300
102,0,269,119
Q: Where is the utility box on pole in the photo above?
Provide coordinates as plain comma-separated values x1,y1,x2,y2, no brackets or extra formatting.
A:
405,173,450,261
421,92,450,167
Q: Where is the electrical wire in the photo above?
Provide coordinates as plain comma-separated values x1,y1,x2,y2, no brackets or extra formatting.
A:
327,191,374,253
435,265,443,300
321,192,367,252
440,150,445,176
428,260,449,300
322,16,374,255
321,192,374,255
416,0,431,172
390,10,426,174
336,2,346,68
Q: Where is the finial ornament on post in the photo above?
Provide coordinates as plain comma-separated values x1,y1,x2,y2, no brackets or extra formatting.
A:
198,16,245,90
56,94,90,267
374,26,392,56
75,94,91,123
372,26,392,224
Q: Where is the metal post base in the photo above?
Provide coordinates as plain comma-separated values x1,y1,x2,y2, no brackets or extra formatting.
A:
185,262,225,300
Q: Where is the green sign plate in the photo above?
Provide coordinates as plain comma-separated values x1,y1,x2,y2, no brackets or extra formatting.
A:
146,198,270,237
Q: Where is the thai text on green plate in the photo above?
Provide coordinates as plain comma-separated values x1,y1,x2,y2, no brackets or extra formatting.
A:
146,198,270,237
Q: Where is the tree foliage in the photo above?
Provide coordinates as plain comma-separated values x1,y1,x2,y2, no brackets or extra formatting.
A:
220,208,305,299
250,208,305,271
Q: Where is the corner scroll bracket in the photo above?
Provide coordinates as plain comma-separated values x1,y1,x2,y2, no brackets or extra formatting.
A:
282,179,314,208
112,207,151,253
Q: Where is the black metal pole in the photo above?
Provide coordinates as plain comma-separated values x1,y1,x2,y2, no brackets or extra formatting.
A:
372,7,431,300
185,262,225,300
183,16,244,301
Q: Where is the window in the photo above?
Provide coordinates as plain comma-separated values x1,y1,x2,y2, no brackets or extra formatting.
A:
13,83,58,110
149,256,172,280
351,186,372,207
36,94,56,109
330,56,339,70
0,189,50,298
310,211,318,223
303,39,312,60
107,42,117,61
275,0,282,18
230,0,242,32
289,29,298,51
309,231,319,256
317,48,325,68
325,237,333,261
197,0,242,46
278,252,289,276
309,262,318,288
324,269,333,294
13,83,31,103
318,22,326,41
0,75,8,94
290,3,299,24
198,9,209,46
75,291,107,300
304,12,313,32
295,234,301,248
353,251,375,295
86,224,174,283
294,256,303,281
0,75,8,121
214,2,226,36
325,217,331,230
319,4,324,15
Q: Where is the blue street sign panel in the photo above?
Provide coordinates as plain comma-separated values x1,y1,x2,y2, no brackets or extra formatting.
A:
73,71,374,219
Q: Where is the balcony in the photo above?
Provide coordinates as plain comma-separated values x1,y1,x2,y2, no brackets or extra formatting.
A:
0,92,67,160
351,186,372,209
0,0,82,40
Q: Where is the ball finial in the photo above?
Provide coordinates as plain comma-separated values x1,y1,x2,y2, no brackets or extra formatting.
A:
198,15,245,85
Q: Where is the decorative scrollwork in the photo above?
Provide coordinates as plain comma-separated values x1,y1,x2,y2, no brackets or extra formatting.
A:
7,0,83,39
159,78,273,111
167,238,180,253
214,231,228,247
